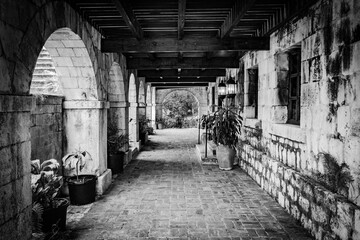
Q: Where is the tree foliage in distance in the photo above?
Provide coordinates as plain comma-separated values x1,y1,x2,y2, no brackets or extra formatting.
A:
162,91,198,128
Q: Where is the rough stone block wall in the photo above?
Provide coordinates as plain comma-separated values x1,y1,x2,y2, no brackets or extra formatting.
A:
239,126,360,239
30,95,64,163
0,0,126,238
239,0,360,239
0,96,32,240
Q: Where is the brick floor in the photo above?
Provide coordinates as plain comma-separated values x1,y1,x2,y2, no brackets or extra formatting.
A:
66,128,313,240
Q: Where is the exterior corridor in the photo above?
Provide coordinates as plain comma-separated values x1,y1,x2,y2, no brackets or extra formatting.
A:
67,128,313,240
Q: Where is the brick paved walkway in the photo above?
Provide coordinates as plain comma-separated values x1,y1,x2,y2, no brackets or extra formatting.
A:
66,128,313,240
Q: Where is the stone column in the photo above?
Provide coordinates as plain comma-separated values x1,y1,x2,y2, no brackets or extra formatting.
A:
146,103,152,122
0,95,33,239
109,101,129,141
63,100,111,194
151,87,156,128
155,103,163,121
138,102,147,118
129,102,139,148
108,101,130,164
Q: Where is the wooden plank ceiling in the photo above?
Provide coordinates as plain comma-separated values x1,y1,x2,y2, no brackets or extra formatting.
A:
67,0,316,88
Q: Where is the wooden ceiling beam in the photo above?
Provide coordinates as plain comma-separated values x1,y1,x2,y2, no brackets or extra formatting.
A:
151,83,209,87
112,0,143,40
138,69,225,77
178,0,186,40
101,37,269,52
220,0,257,39
146,77,216,83
128,57,238,69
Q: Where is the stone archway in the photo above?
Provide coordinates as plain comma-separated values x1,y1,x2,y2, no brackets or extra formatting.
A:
32,28,108,180
156,87,208,121
0,1,118,238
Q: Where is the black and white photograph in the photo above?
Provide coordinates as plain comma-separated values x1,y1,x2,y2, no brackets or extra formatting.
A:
1,0,359,239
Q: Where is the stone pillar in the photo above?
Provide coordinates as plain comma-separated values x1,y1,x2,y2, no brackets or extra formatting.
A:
108,101,130,165
129,102,139,148
146,103,152,122
109,101,129,140
63,100,111,194
0,95,32,239
151,87,157,128
155,103,163,121
138,102,146,119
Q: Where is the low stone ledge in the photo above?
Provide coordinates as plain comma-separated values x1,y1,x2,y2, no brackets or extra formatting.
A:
63,100,110,109
96,169,112,195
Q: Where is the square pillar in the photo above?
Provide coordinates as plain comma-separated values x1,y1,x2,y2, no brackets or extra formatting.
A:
63,100,111,194
0,95,33,240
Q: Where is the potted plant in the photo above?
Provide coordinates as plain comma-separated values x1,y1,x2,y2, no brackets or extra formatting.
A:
31,159,70,235
62,150,96,205
156,117,164,129
210,107,242,170
139,116,150,143
107,121,129,174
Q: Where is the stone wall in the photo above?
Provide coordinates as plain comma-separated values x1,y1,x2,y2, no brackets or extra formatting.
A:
238,0,360,239
30,95,64,163
0,0,127,238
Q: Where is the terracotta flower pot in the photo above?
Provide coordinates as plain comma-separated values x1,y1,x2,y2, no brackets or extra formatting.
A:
216,145,235,170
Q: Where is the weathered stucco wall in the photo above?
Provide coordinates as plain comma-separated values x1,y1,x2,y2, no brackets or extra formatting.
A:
30,95,64,162
239,0,360,239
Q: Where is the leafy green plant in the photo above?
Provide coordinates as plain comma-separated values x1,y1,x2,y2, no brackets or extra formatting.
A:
62,150,92,182
200,114,215,129
315,153,354,196
31,159,66,237
210,107,243,149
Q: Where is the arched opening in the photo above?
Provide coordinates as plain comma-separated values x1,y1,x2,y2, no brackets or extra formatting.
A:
161,90,199,128
29,28,105,176
108,62,128,135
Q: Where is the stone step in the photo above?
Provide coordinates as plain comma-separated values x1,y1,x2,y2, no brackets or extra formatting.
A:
35,63,54,68
33,68,56,73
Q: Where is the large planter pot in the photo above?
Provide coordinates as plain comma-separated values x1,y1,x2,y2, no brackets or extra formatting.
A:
42,198,69,232
108,152,124,174
216,145,236,170
67,175,97,205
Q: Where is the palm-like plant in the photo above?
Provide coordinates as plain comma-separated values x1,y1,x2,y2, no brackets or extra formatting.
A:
211,107,243,149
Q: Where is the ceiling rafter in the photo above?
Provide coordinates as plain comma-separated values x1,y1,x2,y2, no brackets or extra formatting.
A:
101,37,269,52
138,69,225,77
178,0,186,40
112,0,143,40
151,83,209,87
220,0,257,39
146,77,216,83
127,57,239,69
